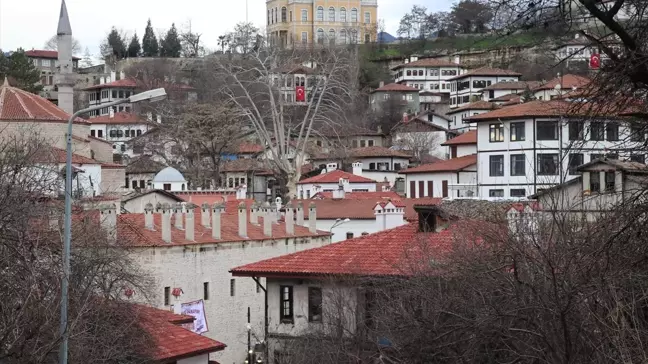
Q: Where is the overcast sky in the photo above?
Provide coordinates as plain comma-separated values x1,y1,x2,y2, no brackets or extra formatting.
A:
0,0,449,58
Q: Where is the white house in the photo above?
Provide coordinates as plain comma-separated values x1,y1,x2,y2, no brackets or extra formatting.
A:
152,166,188,192
442,130,477,159
531,74,591,101
391,115,451,159
481,80,541,101
297,165,376,199
89,111,155,153
349,147,412,185
392,56,465,94
399,154,478,198
92,200,331,364
446,100,500,133
553,33,622,66
467,99,644,199
448,67,522,108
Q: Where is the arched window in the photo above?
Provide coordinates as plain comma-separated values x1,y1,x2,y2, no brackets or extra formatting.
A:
351,8,358,22
316,6,324,21
340,7,347,22
317,28,325,44
351,29,358,43
328,7,335,21
328,29,335,45
339,29,347,44
281,7,287,22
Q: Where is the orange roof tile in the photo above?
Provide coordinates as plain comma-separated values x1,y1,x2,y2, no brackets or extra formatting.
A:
447,67,521,81
83,78,137,90
441,130,477,146
175,192,236,206
231,222,454,277
482,80,541,91
89,112,146,124
36,146,99,164
25,49,81,60
399,154,477,174
236,143,264,154
0,79,87,123
491,93,520,102
392,57,462,69
298,169,375,184
293,197,440,220
533,74,591,91
372,83,419,92
465,100,571,121
447,100,500,114
312,191,402,200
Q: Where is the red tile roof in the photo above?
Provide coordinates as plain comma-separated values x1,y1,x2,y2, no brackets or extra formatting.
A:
111,200,330,247
350,146,412,158
491,93,520,102
447,100,500,114
175,192,236,206
372,83,419,92
533,74,591,91
0,79,87,123
136,305,226,361
441,130,477,146
392,57,462,70
447,67,522,81
237,142,264,154
83,78,138,90
35,146,99,164
482,80,541,91
399,154,477,174
465,100,572,121
312,191,402,200
25,49,81,60
298,169,375,184
231,222,454,277
293,197,440,220
89,112,146,124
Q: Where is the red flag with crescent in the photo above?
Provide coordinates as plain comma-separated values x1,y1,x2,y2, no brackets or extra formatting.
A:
296,86,306,102
590,53,600,69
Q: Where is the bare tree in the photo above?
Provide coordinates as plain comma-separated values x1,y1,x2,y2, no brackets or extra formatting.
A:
44,34,82,55
179,21,205,58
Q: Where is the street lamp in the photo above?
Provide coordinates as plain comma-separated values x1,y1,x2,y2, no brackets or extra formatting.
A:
329,218,351,234
59,88,166,364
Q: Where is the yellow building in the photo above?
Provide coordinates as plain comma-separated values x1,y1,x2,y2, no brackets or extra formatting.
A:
266,0,378,48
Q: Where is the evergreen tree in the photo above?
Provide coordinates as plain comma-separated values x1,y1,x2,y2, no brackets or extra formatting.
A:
128,33,142,58
81,47,94,68
142,19,159,57
106,27,127,59
521,85,537,102
160,23,182,57
0,49,43,93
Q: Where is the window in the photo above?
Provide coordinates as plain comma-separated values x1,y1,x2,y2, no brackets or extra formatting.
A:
339,29,347,44
301,9,308,21
230,279,236,296
281,7,287,22
569,121,584,141
537,121,558,140
90,130,96,137
394,163,402,170
118,90,124,98
131,180,137,189
489,123,504,142
317,6,324,21
340,7,346,22
301,31,308,43
112,90,117,98
139,180,145,189
489,189,504,198
510,122,525,141
360,140,366,147
42,59,51,67
308,287,323,322
267,10,271,24
607,122,619,141
510,189,526,197
280,286,294,323
346,232,354,239
537,154,559,175
137,129,142,136
631,154,645,164
317,28,325,44
590,121,604,141
364,33,370,43
290,10,292,21
631,124,645,142
98,130,103,138
351,8,358,22
510,154,526,176
364,11,370,23
568,153,584,175
163,183,171,191
329,29,336,44
164,287,170,305
369,162,376,170
328,7,335,21
203,282,210,300
590,171,600,192
351,30,358,43
605,171,615,191
490,155,504,176
368,140,374,146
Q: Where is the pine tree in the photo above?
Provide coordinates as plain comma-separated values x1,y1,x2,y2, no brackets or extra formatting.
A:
106,28,127,60
142,19,159,57
160,23,182,57
128,33,141,58
521,85,537,103
81,47,93,68
0,49,43,93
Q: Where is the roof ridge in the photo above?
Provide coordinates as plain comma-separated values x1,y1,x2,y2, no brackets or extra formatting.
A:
9,88,33,118
20,89,60,119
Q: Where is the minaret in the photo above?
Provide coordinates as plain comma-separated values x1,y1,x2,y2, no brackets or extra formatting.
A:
55,0,74,114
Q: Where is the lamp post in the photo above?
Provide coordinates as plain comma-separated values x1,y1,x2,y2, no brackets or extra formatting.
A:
59,88,167,364
329,218,351,239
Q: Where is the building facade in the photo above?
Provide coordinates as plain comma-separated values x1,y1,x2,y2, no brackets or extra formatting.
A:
266,0,378,48
392,56,465,95
25,50,80,103
369,82,420,114
448,67,522,108
89,112,155,153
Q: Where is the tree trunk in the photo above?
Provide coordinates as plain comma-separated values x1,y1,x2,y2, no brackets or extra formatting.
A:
286,171,301,201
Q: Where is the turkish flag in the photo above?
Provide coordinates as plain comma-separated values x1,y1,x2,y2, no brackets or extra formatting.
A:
295,86,305,102
590,53,601,69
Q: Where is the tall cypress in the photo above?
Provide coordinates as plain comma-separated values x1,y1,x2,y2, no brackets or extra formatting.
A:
160,23,182,57
142,19,159,57
106,28,127,59
128,33,141,58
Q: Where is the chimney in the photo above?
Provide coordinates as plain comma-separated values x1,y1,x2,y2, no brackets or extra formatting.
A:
383,201,405,230
100,204,118,242
352,161,363,176
110,71,116,82
374,203,386,231
120,71,125,80
275,196,283,212
211,203,225,240
263,203,272,237
185,204,195,241
238,202,247,238
174,202,184,230
332,179,345,199
308,202,317,234
109,107,115,118
156,115,162,123
454,55,460,65
250,202,260,225
236,184,247,200
200,203,211,227
379,81,385,88
296,202,305,226
326,163,338,173
144,203,154,230
285,202,295,235
147,112,153,122
161,203,172,243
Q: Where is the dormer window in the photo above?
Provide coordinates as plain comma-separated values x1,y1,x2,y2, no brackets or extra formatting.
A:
414,206,438,232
